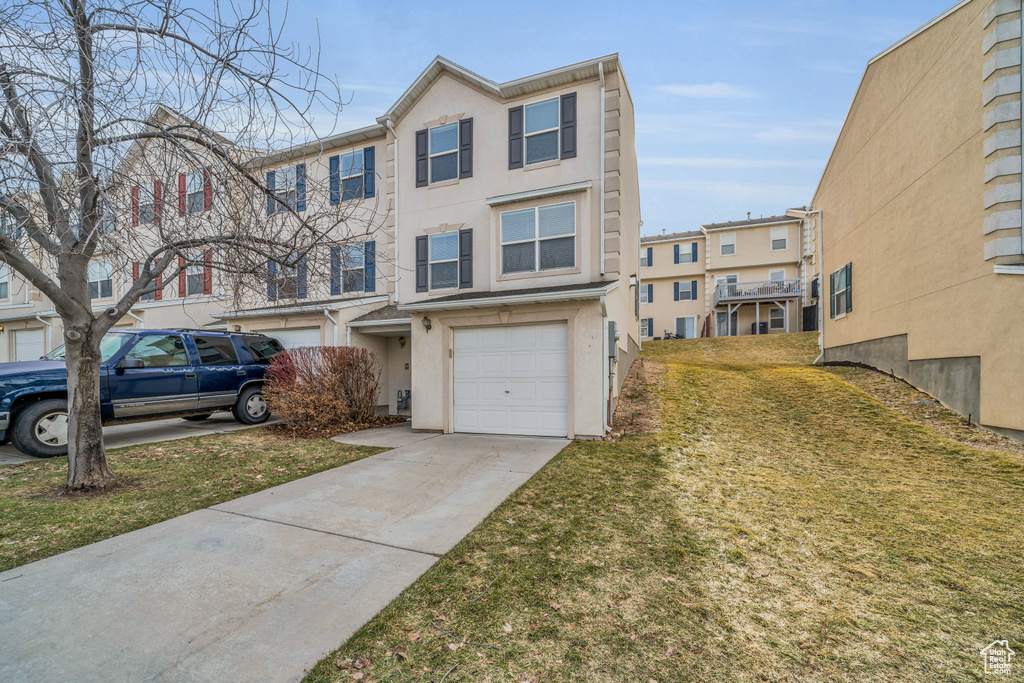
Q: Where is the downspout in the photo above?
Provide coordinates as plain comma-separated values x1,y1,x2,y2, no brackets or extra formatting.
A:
385,117,400,305
34,315,53,354
808,208,825,365
324,309,338,346
126,310,144,328
346,323,352,347
599,62,606,277
601,294,611,434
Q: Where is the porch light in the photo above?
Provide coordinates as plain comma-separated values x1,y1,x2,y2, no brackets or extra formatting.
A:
399,336,406,348
421,316,432,332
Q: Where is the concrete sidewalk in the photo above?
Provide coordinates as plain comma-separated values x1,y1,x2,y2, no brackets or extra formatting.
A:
0,425,568,682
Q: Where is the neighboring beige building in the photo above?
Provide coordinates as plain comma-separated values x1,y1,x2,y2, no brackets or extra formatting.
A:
640,211,820,339
0,54,640,440
814,0,1024,440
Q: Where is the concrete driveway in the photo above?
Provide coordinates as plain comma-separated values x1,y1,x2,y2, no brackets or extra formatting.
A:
0,413,279,466
0,425,568,682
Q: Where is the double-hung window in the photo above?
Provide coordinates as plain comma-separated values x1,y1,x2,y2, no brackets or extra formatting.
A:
341,244,365,293
341,150,364,200
138,184,156,225
640,318,651,338
185,170,205,214
88,260,113,299
98,198,116,234
640,284,651,304
524,97,560,165
429,232,459,289
770,269,785,281
0,264,8,299
720,233,736,256
770,226,788,251
831,263,852,318
185,254,205,296
429,123,459,183
770,308,786,330
500,201,575,275
274,167,297,212
640,247,651,267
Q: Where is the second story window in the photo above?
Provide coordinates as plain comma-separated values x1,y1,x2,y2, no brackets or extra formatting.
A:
430,123,459,183
500,201,576,275
0,264,8,299
720,233,736,256
341,151,364,200
267,257,307,301
266,164,306,215
98,198,117,234
185,170,206,214
830,263,852,318
185,257,205,296
640,247,652,267
524,98,560,165
88,260,113,299
136,183,157,225
770,269,786,281
429,232,459,289
675,242,698,264
771,226,788,251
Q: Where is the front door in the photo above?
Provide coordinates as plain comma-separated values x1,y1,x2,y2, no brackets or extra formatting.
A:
108,334,199,418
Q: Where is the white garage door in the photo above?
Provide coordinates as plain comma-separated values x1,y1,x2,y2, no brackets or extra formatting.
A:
14,329,45,361
260,327,321,349
453,323,568,437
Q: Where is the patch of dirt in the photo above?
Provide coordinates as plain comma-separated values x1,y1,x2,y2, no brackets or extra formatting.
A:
828,366,1024,458
264,416,406,440
608,358,664,438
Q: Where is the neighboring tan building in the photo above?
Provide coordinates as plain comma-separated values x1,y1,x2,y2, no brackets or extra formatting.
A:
0,55,640,440
814,0,1024,440
639,210,821,339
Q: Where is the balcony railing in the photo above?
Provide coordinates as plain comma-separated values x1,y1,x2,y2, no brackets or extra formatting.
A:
714,278,801,307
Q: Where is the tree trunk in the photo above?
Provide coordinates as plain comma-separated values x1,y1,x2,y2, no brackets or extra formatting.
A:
64,323,115,491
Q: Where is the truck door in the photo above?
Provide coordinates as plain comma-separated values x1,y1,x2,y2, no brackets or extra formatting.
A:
190,335,247,411
108,334,200,418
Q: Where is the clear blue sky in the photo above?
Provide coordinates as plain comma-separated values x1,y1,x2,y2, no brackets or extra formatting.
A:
273,0,957,236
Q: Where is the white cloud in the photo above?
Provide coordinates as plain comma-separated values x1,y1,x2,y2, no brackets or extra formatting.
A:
655,83,756,99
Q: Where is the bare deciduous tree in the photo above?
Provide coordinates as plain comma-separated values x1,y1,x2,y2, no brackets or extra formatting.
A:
0,0,384,490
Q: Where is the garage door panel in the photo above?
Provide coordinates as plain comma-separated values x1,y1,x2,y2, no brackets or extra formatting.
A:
453,323,568,438
15,329,45,362
260,327,321,349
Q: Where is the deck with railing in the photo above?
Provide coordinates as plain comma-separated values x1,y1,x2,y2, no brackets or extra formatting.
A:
713,278,801,307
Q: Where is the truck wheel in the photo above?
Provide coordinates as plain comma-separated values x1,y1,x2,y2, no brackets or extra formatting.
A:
232,386,270,425
11,399,70,458
182,414,213,422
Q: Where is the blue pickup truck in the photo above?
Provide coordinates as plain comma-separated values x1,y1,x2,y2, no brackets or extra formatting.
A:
0,329,285,458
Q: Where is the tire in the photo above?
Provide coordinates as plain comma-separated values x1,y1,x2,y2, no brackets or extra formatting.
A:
10,398,70,458
232,385,270,425
182,413,213,422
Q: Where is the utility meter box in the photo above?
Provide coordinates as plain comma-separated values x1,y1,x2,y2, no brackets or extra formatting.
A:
608,321,619,360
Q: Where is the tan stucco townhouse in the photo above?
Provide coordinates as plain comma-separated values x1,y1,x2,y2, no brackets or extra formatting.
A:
814,0,1024,440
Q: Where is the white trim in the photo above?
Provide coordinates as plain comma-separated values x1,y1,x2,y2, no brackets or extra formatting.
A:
398,282,618,312
702,219,799,232
640,233,706,245
213,295,389,320
673,315,698,339
347,318,412,328
486,181,592,207
523,96,561,166
499,201,577,276
872,0,973,64
133,294,230,310
994,264,1024,274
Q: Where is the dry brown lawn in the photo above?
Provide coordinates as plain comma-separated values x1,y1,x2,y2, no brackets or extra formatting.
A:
306,332,1024,682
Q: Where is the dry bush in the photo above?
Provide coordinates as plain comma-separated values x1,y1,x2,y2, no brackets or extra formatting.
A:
264,346,383,432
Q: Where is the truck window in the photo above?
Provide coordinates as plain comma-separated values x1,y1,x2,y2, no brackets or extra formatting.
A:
193,335,239,366
243,336,284,365
124,335,189,367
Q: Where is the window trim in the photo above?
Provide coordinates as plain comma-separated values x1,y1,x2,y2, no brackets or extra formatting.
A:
499,200,577,276
0,263,8,300
273,166,298,213
341,243,366,293
88,260,113,300
185,169,205,215
138,182,156,225
524,96,560,166
428,231,460,291
674,315,698,339
769,268,786,281
340,149,365,200
770,226,788,252
640,318,651,338
428,122,459,184
719,233,736,257
640,283,650,304
769,307,786,330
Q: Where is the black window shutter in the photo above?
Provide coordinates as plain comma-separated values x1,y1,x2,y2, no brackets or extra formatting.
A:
415,130,429,187
560,92,577,159
363,146,375,198
329,156,340,205
330,246,341,295
364,240,376,292
296,256,307,299
674,282,679,301
647,284,653,302
415,235,429,292
458,229,473,288
266,171,275,216
674,244,679,264
267,261,277,300
829,272,836,319
646,247,652,265
295,164,306,211
845,263,852,313
459,118,473,179
508,106,523,169
691,281,697,300
692,242,698,262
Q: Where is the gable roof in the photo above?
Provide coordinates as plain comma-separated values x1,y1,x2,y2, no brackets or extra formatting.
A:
379,54,621,125
701,215,801,231
641,229,705,244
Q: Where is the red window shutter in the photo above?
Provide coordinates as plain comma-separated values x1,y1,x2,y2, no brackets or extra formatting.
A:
153,180,162,224
203,249,213,295
154,275,163,301
131,186,140,226
203,166,213,212
178,174,187,216
132,261,140,283
178,256,186,296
